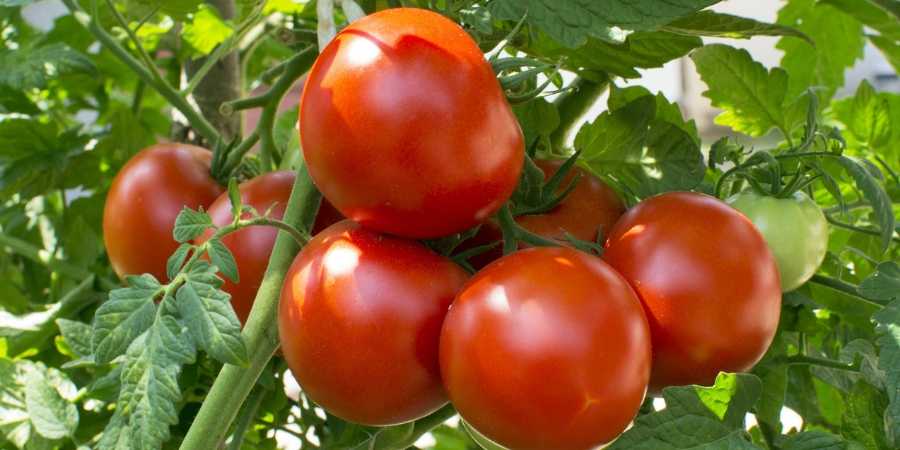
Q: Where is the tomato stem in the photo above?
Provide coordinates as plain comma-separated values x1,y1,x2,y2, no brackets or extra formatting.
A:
179,167,322,450
496,204,561,251
258,47,318,169
784,354,860,372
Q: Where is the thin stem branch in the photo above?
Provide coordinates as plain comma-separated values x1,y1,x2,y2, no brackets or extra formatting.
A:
63,0,221,144
809,274,884,309
258,47,317,168
105,0,161,80
226,384,267,450
826,214,899,244
784,354,859,372
179,167,322,450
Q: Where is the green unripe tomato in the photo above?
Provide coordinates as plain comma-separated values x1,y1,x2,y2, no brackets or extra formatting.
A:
727,190,828,292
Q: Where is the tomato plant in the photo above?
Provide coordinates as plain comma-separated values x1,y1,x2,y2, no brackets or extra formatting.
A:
103,144,223,281
440,247,651,450
279,220,468,425
299,8,524,238
1,1,898,450
728,190,829,292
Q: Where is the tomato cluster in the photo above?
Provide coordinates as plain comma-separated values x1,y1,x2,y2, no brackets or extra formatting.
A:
101,8,802,450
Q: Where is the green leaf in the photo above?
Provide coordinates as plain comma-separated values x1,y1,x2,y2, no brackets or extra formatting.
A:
513,98,559,148
859,262,900,301
778,431,847,450
23,364,79,440
609,373,762,449
172,207,213,243
126,0,203,20
166,243,192,280
608,85,700,144
0,1,36,6
489,0,719,48
869,34,900,75
183,5,234,56
0,43,95,89
576,95,705,199
0,359,53,450
690,44,793,137
776,0,865,100
92,276,160,364
822,0,900,40
835,156,895,251
836,80,893,149
175,281,246,365
0,86,39,115
840,381,889,449
665,11,812,43
55,319,93,359
207,238,239,283
527,31,701,79
874,299,900,447
111,316,195,450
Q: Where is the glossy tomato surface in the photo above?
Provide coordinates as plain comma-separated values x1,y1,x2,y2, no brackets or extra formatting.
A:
728,190,828,292
440,247,651,450
200,171,343,323
603,192,781,391
462,159,625,268
103,144,223,281
279,220,469,425
299,8,524,238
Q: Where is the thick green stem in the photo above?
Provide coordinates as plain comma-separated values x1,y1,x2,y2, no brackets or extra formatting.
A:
62,0,221,144
179,167,321,450
549,76,609,151
7,276,98,357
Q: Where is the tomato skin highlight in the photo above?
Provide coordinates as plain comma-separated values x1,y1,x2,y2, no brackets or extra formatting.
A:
727,190,828,292
463,159,625,268
299,8,524,238
279,220,469,425
603,192,781,391
198,171,344,324
103,144,223,281
440,247,651,450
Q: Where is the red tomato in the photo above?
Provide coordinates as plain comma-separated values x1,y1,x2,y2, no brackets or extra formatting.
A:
103,144,223,281
440,247,651,450
279,220,469,425
198,171,344,324
299,8,524,238
462,159,625,268
603,192,781,391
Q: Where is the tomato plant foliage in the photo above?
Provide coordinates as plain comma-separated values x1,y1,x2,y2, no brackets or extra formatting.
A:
0,0,897,449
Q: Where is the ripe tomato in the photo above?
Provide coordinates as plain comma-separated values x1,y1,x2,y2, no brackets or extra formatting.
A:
440,247,651,450
728,191,828,292
299,8,524,238
462,159,625,268
103,144,223,281
603,192,781,391
198,171,343,324
279,220,468,425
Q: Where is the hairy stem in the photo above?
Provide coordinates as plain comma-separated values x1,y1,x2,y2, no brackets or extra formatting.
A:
179,167,322,450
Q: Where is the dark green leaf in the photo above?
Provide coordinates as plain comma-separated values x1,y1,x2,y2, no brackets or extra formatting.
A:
609,373,762,449
92,277,160,363
166,243,192,280
874,299,900,447
859,262,900,301
55,319,92,359
0,86,39,115
172,207,213,243
23,364,79,440
175,281,246,365
778,431,847,450
835,156,895,251
513,98,559,148
576,95,704,199
207,238,238,283
840,381,888,449
0,43,95,89
489,0,719,48
665,11,811,43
